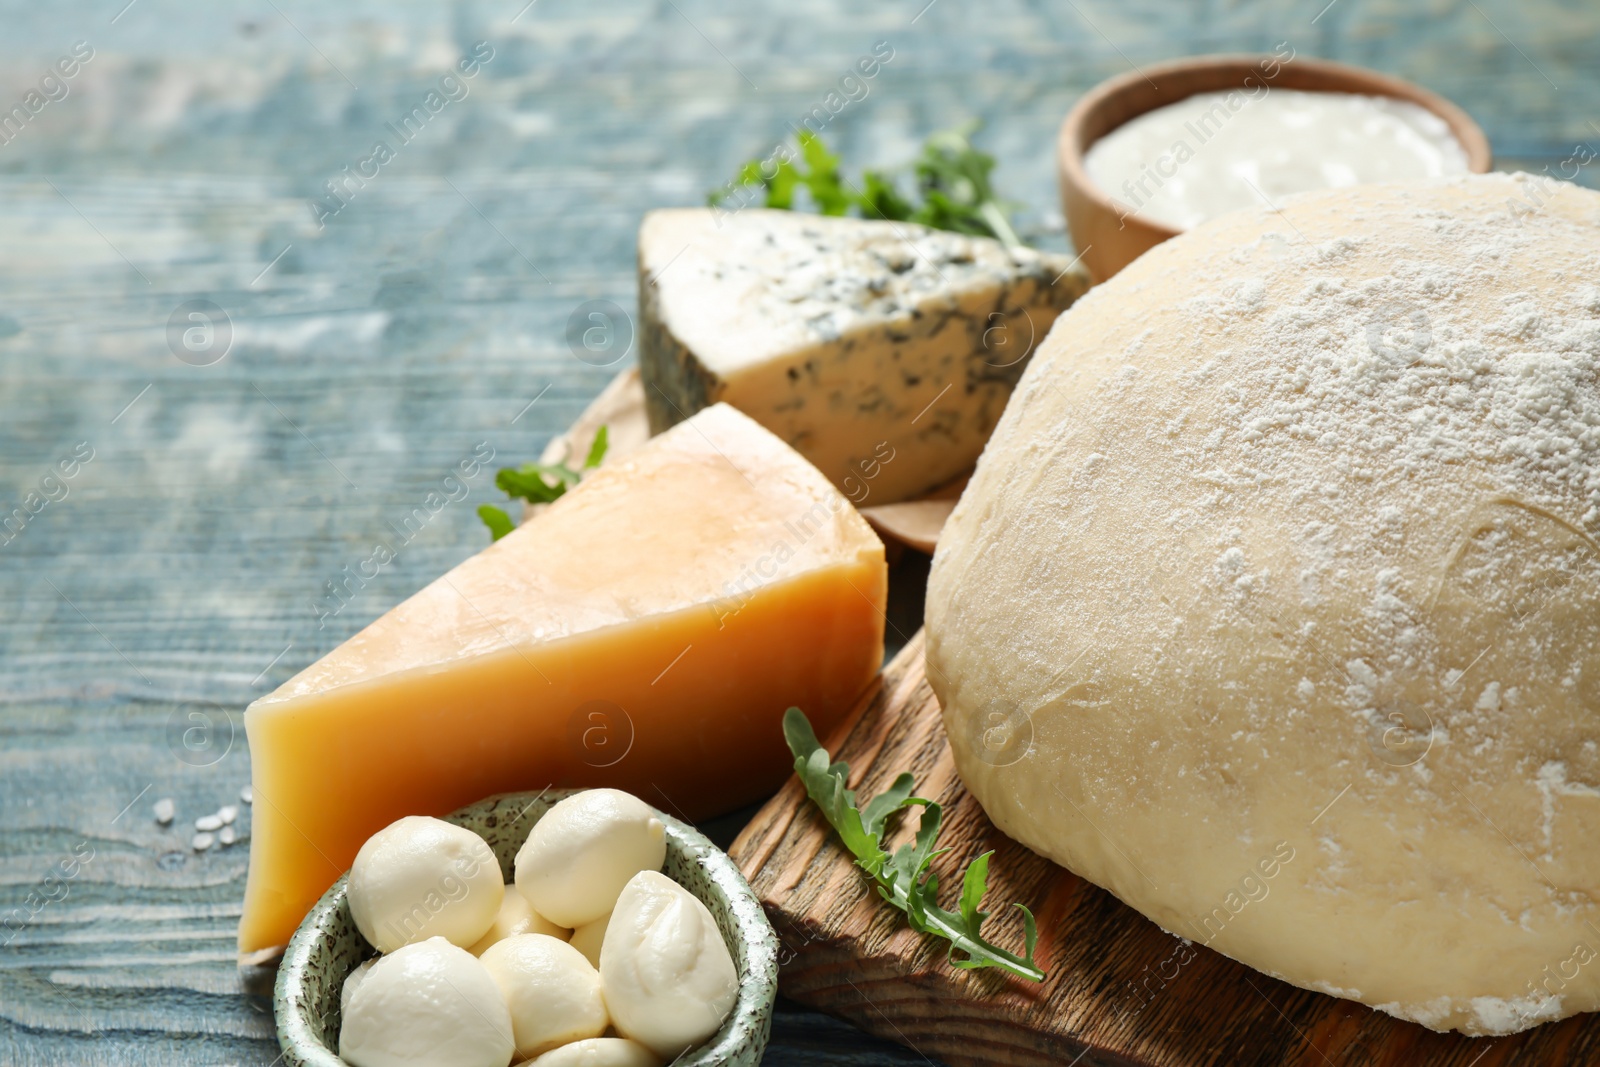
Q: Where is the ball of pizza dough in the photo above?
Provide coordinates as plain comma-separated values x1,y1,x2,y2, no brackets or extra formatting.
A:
516,789,666,928
338,937,514,1067
926,174,1600,1036
348,816,503,953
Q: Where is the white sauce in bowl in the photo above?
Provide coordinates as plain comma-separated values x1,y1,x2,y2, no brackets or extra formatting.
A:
1084,88,1469,230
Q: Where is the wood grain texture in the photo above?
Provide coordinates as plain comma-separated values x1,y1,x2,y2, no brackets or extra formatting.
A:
730,631,1600,1067
0,0,1596,1063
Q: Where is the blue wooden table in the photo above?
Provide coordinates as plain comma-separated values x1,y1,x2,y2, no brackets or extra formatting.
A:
0,1,1594,1063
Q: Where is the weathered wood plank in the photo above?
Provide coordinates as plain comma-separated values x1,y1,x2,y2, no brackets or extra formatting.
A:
1,1,1597,1063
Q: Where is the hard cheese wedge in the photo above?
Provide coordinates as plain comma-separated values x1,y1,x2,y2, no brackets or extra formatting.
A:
239,404,886,954
638,208,1091,504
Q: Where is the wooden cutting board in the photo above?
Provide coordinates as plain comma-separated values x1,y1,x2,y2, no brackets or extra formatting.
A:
727,631,1600,1067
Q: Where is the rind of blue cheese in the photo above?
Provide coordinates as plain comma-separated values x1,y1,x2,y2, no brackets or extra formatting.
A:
638,208,1090,504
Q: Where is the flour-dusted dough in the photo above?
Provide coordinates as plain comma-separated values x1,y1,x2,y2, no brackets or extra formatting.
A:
927,174,1600,1036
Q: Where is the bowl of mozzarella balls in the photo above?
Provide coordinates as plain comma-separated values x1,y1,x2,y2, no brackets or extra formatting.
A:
273,788,778,1067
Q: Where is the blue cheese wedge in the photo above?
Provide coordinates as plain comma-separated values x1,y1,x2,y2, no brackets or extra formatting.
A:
638,209,1090,503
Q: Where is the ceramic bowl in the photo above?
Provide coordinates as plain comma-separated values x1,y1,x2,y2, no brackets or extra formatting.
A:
1057,53,1493,281
272,789,778,1067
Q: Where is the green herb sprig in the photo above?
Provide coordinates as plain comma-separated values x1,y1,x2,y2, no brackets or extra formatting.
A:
782,707,1044,981
710,125,1023,248
478,426,609,541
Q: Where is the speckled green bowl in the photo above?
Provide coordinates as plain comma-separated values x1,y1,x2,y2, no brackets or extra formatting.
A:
273,789,778,1067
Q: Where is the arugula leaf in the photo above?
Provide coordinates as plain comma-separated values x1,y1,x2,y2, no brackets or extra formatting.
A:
855,167,916,224
710,126,1024,248
910,126,1022,248
583,425,609,470
477,504,516,542
782,707,1045,982
479,425,610,540
495,462,580,505
797,132,852,216
756,157,802,210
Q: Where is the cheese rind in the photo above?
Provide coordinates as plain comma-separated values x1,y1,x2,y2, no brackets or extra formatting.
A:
240,404,885,954
638,209,1090,503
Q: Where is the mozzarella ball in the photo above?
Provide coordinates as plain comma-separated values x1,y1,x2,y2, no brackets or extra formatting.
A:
480,933,608,1059
338,937,514,1067
515,790,666,928
349,815,503,953
522,1037,660,1067
568,911,609,968
470,884,571,956
340,958,375,1020
599,871,737,1057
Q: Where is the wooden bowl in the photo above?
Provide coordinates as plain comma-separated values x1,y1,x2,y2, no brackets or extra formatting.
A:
273,789,778,1067
1057,53,1492,281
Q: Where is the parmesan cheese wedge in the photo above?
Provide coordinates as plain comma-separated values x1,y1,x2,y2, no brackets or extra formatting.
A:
239,403,886,954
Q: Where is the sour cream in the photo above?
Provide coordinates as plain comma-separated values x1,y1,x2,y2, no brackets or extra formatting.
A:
1084,88,1469,230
